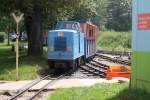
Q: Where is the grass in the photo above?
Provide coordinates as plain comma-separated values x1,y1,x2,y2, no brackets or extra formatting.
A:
0,32,5,35
97,31,131,51
0,41,48,81
48,83,150,100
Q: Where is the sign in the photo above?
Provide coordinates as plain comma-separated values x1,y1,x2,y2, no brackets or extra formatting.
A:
12,13,24,24
138,13,150,30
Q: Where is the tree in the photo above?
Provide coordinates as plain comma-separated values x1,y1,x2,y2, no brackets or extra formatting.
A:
0,16,16,45
71,0,97,22
0,0,82,55
106,0,131,31
92,0,109,29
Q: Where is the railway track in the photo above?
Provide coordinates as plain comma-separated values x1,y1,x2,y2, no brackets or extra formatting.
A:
96,53,131,65
9,69,75,100
78,51,131,78
79,59,109,78
97,50,131,57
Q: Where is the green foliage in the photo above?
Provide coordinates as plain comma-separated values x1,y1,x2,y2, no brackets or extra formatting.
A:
71,0,97,21
48,83,150,100
92,0,109,29
69,0,131,31
0,16,15,32
18,0,82,30
0,35,4,43
106,0,131,31
0,0,132,33
0,0,83,31
97,31,131,51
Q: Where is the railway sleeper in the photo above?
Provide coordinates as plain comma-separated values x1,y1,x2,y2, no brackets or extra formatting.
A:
89,61,108,70
92,60,109,68
80,66,105,78
86,63,106,74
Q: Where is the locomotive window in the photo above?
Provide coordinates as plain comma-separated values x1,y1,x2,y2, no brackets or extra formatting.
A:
55,21,80,31
54,37,67,51
66,24,78,30
89,29,93,37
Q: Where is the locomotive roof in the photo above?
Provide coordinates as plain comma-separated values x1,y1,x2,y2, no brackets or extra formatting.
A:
79,21,97,27
57,20,97,27
58,21,78,23
49,29,77,33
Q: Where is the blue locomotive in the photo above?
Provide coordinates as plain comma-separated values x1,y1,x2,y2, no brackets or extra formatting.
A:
47,21,97,69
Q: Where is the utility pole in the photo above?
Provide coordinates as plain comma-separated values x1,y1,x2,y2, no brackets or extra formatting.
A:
12,13,24,81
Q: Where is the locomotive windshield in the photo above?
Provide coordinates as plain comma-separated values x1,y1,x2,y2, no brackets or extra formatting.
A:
55,21,80,31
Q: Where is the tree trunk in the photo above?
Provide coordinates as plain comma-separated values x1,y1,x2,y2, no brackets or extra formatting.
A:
25,2,43,56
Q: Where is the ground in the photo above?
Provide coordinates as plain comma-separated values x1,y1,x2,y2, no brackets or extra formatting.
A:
48,83,150,100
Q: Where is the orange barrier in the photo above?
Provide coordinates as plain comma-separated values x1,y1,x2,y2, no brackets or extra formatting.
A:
106,65,131,80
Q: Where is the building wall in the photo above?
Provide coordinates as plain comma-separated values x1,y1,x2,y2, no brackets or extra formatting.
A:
132,0,150,92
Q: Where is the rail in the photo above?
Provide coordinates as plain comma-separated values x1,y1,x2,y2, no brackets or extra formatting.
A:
28,68,75,100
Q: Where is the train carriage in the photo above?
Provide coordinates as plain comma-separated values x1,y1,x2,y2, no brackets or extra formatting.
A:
80,22,97,59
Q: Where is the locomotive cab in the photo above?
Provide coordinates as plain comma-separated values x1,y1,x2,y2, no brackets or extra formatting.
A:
47,21,85,69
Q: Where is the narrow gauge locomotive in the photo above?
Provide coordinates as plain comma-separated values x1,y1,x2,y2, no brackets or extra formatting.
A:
47,21,97,69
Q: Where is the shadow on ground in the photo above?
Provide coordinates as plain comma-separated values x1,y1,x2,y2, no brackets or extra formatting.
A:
106,88,150,100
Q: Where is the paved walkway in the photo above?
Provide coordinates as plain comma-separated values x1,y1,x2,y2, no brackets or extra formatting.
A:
0,78,129,93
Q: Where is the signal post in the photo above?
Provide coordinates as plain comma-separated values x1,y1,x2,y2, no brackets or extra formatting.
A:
12,13,24,81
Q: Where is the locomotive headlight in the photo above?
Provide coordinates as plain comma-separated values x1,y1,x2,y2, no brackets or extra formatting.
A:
57,32,63,37
49,46,54,52
67,47,72,52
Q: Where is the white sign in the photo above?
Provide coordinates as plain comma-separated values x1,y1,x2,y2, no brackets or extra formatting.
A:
12,13,24,24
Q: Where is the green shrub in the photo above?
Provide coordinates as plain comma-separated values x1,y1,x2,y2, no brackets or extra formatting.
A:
97,31,131,51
